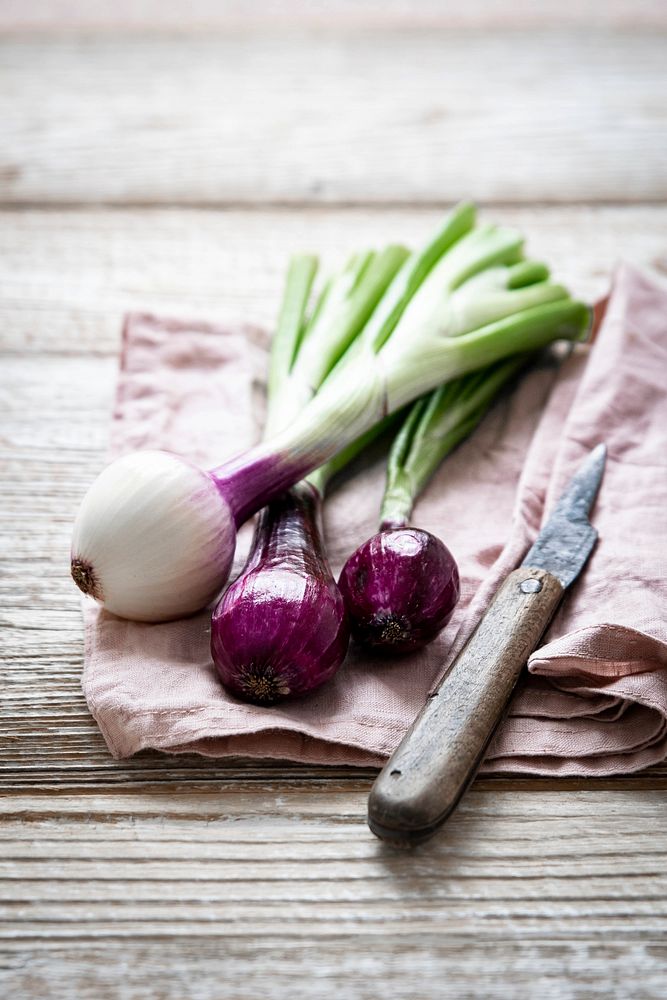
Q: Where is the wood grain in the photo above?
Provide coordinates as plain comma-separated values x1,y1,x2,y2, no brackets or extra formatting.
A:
2,205,666,356
3,939,667,1000
1,789,667,996
370,568,565,843
1,30,666,205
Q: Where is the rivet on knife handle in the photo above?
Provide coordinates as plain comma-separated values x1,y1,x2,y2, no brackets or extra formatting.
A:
368,565,564,846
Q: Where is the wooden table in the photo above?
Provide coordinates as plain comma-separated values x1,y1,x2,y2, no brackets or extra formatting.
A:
2,4,666,996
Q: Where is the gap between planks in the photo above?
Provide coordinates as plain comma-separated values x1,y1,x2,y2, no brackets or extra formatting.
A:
3,197,667,211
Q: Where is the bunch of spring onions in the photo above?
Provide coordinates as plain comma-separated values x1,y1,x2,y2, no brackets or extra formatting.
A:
71,203,589,626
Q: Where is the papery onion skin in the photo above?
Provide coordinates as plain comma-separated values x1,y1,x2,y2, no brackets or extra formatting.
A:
338,527,460,654
70,450,236,622
211,483,349,704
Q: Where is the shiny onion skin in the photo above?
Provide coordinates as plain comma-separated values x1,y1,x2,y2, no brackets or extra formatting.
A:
338,527,460,654
211,482,349,704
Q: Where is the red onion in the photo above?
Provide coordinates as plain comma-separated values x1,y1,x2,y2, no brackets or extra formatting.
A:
338,524,460,654
211,482,348,703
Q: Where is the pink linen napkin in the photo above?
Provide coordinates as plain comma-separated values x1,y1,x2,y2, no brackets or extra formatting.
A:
82,263,667,774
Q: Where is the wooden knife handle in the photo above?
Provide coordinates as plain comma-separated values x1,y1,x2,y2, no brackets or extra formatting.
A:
368,566,564,846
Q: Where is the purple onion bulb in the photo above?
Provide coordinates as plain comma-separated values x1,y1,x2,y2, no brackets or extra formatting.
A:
338,526,460,654
211,482,349,704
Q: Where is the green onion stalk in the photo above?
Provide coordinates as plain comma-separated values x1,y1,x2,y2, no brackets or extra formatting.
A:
70,203,589,624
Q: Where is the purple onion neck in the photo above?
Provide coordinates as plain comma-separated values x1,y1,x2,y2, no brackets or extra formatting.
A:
246,479,328,578
208,438,328,528
379,502,413,533
379,515,410,531
209,364,384,527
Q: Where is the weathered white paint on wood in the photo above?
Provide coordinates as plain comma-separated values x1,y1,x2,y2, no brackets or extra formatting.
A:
2,938,667,1000
1,790,667,927
1,31,666,204
1,791,667,996
2,205,666,356
1,0,666,33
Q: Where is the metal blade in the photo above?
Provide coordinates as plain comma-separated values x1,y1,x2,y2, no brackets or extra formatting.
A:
522,443,606,588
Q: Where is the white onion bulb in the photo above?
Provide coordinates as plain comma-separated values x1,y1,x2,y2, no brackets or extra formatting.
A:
71,451,235,622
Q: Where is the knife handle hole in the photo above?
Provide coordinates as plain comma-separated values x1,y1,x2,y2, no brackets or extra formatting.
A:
390,769,402,778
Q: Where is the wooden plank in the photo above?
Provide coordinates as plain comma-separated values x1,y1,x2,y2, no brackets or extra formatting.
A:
2,205,666,357
1,204,666,790
1,0,666,33
1,31,666,205
0,789,665,931
8,788,663,996
0,790,666,998
1,938,666,1000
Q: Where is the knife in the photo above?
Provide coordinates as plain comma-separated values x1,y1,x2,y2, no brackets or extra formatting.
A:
368,442,607,846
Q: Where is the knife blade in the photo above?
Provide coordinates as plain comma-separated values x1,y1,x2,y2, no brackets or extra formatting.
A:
368,443,607,846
